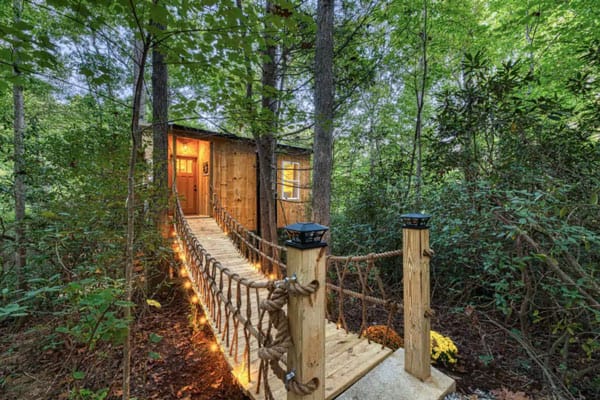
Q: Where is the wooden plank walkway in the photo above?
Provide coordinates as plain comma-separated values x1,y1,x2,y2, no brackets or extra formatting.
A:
185,216,392,400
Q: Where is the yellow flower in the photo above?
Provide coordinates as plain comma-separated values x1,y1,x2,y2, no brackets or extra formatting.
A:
430,330,458,365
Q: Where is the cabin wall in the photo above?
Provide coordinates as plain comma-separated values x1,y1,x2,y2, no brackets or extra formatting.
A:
276,153,311,227
167,128,311,232
212,139,258,230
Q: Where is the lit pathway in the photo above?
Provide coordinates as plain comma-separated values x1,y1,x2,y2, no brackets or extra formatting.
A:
185,216,393,399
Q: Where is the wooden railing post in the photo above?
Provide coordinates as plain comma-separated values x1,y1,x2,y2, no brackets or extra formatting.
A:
285,223,328,400
401,213,432,381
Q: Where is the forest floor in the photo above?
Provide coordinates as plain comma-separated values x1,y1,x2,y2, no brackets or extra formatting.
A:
0,283,548,400
433,306,546,400
0,285,248,400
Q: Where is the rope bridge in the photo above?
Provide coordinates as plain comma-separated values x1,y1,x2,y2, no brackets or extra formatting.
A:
173,194,404,399
212,193,404,345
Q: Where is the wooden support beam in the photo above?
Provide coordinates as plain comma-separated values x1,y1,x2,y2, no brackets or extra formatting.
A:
402,218,431,381
287,245,326,400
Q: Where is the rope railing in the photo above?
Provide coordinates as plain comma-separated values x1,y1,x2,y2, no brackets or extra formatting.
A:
174,185,440,393
208,190,404,345
173,197,319,399
211,190,287,278
326,250,404,348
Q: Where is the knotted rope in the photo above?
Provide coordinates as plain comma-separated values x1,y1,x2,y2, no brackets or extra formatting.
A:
258,276,319,397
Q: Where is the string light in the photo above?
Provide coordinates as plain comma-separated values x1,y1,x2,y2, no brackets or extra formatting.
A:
210,343,219,352
231,363,249,387
199,316,207,325
191,295,199,304
179,267,188,277
183,280,192,289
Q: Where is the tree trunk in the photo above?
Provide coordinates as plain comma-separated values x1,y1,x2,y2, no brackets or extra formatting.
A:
133,39,146,123
255,0,279,275
313,0,334,235
13,0,26,289
404,0,428,209
152,22,169,235
123,33,150,400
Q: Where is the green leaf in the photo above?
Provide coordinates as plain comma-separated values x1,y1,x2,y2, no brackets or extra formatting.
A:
72,371,85,380
478,354,494,366
559,206,568,218
56,326,70,334
148,351,161,360
0,303,28,319
149,333,163,343
590,192,598,205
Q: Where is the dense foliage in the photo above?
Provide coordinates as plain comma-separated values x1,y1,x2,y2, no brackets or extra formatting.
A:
1,0,599,398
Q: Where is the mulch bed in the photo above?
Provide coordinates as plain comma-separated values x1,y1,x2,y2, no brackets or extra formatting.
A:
0,280,558,400
129,288,249,400
0,285,249,400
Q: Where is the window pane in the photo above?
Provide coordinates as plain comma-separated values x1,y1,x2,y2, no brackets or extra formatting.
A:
281,161,300,200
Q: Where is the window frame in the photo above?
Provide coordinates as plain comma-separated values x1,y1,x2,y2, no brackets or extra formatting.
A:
280,160,300,201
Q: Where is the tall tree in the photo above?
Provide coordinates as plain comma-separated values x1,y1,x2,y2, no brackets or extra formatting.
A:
406,0,429,207
123,33,150,399
312,0,334,232
12,0,26,288
123,0,152,393
133,38,147,123
255,0,279,274
151,2,169,235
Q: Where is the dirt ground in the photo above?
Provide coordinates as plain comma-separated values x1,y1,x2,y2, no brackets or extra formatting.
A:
0,283,556,400
0,286,249,400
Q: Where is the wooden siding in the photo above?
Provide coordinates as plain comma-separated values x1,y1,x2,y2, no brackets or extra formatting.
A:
212,138,258,230
168,127,311,231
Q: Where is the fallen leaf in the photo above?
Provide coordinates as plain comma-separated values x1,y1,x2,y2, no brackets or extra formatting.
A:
491,387,530,400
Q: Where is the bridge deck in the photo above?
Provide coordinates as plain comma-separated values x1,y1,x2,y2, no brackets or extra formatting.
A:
185,216,392,400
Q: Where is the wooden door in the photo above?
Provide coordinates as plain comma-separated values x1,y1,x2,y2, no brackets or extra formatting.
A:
176,156,198,214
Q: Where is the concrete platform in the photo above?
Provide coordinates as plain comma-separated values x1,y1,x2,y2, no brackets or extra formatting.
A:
335,347,456,400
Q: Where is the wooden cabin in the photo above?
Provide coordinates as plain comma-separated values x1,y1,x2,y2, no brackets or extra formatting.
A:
167,124,311,231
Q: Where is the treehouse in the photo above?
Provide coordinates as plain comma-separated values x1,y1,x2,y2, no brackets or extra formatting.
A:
167,124,311,231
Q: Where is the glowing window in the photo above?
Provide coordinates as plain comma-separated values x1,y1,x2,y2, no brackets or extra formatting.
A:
177,158,193,174
281,161,300,200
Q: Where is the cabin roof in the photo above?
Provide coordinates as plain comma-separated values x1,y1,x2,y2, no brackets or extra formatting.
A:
169,123,312,155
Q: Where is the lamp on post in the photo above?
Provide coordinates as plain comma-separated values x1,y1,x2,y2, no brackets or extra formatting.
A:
284,221,328,400
400,213,431,230
401,212,433,381
284,222,328,249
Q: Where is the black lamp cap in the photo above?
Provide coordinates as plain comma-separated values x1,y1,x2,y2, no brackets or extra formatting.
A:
400,213,432,229
284,222,329,249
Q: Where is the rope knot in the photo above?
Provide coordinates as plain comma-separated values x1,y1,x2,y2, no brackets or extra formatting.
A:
423,248,435,258
258,277,319,397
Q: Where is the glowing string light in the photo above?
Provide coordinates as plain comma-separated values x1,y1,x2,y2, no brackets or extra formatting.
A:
231,363,249,387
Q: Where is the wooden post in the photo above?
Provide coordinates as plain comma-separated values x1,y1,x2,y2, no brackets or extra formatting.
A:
402,213,432,381
286,244,326,400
